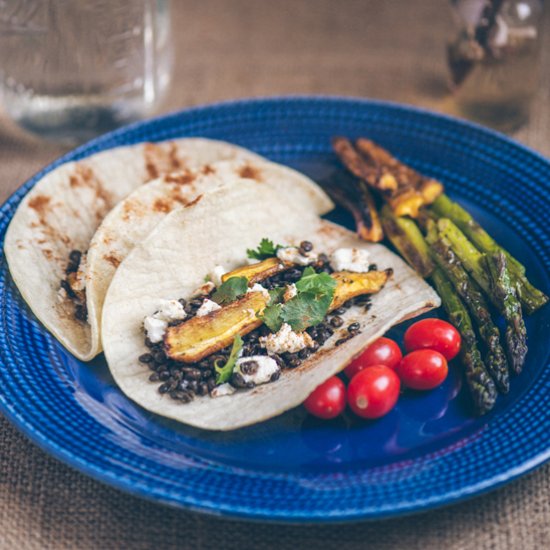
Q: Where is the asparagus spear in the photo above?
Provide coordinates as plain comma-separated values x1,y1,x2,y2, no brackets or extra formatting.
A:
437,218,493,297
380,205,434,278
432,194,548,314
485,251,528,374
383,214,497,413
439,218,528,374
430,268,497,414
427,230,510,393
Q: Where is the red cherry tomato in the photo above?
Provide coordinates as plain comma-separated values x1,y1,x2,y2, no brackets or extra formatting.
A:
404,319,461,360
347,365,400,419
304,376,346,419
397,350,448,390
344,337,403,379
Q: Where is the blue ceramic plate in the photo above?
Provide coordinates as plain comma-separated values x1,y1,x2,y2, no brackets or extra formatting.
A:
0,97,549,522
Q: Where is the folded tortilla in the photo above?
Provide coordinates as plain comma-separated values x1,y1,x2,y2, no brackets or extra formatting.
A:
4,139,266,360
102,182,440,431
86,158,333,360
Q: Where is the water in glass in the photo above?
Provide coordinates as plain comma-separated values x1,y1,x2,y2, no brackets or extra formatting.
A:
0,0,172,142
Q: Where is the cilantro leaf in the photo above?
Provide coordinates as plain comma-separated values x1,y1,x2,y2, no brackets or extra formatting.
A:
281,268,336,331
246,238,282,260
260,267,337,333
261,303,284,333
295,266,337,297
212,276,248,305
282,291,334,331
268,286,286,305
214,335,243,384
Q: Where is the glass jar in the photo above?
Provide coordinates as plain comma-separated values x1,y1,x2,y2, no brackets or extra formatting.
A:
0,0,173,143
447,0,543,131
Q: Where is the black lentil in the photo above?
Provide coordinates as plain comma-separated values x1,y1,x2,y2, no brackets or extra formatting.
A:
299,240,313,254
74,304,88,322
330,315,344,328
60,250,90,322
317,252,329,264
153,351,166,363
231,372,255,389
287,356,302,369
60,279,77,299
179,392,194,403
158,382,171,394
69,249,82,263
139,353,153,363
335,335,353,346
65,250,82,274
239,360,259,375
182,367,202,380
271,353,286,368
348,322,360,332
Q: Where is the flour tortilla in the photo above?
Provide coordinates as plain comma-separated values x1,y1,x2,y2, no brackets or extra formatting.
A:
86,158,334,360
102,182,440,431
3,139,267,361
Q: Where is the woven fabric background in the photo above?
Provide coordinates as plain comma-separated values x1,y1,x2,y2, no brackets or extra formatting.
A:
0,1,549,548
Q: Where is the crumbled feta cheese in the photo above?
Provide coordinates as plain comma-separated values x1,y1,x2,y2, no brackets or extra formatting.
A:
283,283,297,302
143,299,187,343
57,286,67,303
260,323,314,354
330,247,371,273
196,298,222,317
156,299,187,321
210,265,226,287
70,253,87,292
277,246,318,266
235,355,281,385
211,383,236,398
143,316,168,344
247,283,270,299
191,281,216,297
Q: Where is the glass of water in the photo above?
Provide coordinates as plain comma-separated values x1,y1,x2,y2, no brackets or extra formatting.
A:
0,0,173,143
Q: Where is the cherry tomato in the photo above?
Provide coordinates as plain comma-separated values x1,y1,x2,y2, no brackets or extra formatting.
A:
344,337,403,379
404,319,461,360
347,365,400,419
397,350,448,390
304,376,346,419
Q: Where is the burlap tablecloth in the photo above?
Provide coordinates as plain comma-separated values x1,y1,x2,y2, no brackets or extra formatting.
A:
1,2,549,548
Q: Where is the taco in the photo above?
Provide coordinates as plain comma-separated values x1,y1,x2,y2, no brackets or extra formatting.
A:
4,139,330,361
84,158,333,361
102,181,440,431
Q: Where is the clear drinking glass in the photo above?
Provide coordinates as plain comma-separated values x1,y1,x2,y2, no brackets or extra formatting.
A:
0,0,173,143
